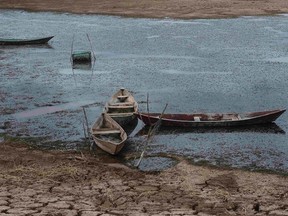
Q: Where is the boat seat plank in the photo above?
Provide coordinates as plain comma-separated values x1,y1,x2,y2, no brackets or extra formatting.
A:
117,95,128,100
93,127,118,131
108,105,134,109
108,112,134,116
109,102,134,106
92,129,121,135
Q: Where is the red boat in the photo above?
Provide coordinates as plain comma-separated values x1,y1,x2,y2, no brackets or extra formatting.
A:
135,109,286,127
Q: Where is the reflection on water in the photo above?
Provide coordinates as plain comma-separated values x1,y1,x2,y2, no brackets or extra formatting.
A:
72,62,92,70
136,123,286,136
159,69,233,75
13,100,96,118
267,56,288,63
122,118,139,136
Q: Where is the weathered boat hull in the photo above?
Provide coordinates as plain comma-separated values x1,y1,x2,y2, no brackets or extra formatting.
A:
136,109,286,128
91,113,127,155
104,88,138,127
92,137,125,155
0,36,54,45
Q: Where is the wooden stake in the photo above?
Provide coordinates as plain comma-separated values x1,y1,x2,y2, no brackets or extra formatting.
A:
135,103,168,168
70,34,77,85
86,33,96,61
82,107,94,150
82,120,87,141
146,92,150,113
86,33,96,84
146,92,152,126
70,34,75,65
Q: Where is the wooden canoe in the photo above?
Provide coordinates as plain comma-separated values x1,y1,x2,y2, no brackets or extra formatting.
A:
91,113,127,155
104,88,138,126
136,109,286,128
0,36,54,45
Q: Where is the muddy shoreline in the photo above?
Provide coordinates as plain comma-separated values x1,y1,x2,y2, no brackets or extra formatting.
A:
1,0,288,19
1,140,288,215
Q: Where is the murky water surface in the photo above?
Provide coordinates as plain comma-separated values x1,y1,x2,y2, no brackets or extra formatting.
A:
1,10,288,172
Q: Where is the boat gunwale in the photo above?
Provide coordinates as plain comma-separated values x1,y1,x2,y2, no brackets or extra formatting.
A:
91,113,127,147
104,88,139,119
91,135,126,146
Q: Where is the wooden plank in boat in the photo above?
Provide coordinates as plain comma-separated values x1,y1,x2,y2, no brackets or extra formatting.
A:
117,95,128,102
92,129,121,135
108,105,134,109
108,112,134,116
109,102,134,106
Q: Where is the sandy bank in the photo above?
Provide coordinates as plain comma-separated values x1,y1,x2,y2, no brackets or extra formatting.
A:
1,0,288,19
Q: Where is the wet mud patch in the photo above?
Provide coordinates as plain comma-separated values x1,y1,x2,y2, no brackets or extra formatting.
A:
0,129,5,143
205,173,239,193
126,155,179,172
0,90,8,102
2,102,103,143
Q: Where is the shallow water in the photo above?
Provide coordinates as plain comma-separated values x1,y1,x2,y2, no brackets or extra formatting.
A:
1,10,288,172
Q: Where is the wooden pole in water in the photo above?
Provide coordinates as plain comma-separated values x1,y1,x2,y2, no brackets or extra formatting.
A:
86,33,96,82
135,103,168,168
86,33,96,61
82,107,94,150
146,92,150,113
82,120,88,142
70,34,75,65
146,92,152,126
70,34,78,85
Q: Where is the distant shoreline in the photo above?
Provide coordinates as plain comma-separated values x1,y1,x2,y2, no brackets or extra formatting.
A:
1,0,288,19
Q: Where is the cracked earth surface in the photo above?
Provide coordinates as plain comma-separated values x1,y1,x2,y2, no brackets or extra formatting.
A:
0,141,287,216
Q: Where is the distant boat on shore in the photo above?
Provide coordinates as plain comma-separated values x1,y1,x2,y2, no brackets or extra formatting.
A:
0,36,54,45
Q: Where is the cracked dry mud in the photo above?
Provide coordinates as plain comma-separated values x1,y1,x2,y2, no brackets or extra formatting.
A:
0,141,287,216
